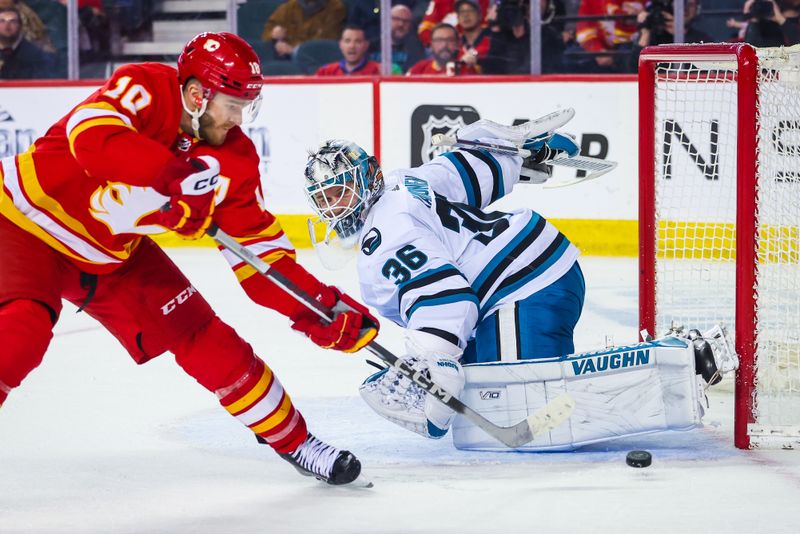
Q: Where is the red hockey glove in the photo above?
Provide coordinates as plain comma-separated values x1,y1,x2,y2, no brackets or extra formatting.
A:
153,155,220,240
291,286,379,353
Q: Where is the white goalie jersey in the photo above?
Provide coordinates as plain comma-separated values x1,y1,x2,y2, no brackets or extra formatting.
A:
357,143,579,349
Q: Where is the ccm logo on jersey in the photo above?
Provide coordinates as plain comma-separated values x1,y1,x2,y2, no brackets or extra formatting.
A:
571,349,651,376
161,286,198,315
193,174,219,192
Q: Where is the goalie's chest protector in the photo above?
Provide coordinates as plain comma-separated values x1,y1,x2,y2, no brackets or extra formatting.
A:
357,169,579,328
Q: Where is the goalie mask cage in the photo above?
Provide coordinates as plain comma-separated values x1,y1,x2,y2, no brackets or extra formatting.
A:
639,43,800,450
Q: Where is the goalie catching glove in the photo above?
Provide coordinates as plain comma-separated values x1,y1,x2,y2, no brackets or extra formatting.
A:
291,286,379,353
153,155,220,240
520,132,580,184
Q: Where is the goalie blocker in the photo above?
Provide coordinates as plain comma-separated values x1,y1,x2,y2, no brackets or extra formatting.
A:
453,328,736,451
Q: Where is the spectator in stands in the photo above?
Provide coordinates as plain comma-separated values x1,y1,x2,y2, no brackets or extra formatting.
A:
262,0,346,59
407,22,479,74
0,5,55,79
348,0,381,53
418,0,490,47
732,0,800,46
776,0,800,43
389,4,426,73
55,0,110,60
455,0,491,71
571,0,643,73
625,0,710,71
0,0,54,53
482,0,569,74
316,24,380,74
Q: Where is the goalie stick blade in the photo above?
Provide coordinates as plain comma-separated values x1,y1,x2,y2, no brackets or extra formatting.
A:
544,157,618,189
464,392,576,448
526,393,576,438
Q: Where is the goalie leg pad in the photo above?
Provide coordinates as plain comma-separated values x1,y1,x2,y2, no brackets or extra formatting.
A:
453,336,704,451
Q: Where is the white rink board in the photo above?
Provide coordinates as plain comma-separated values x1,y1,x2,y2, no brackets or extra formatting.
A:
379,80,638,220
0,80,641,220
0,86,97,154
249,82,375,213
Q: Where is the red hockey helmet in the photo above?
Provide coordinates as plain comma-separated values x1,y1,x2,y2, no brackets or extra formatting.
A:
178,32,263,101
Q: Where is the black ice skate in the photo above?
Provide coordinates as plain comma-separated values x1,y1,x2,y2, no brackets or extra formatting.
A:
278,433,370,487
686,329,722,385
663,323,737,386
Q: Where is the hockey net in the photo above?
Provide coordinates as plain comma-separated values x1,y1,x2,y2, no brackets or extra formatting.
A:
639,43,800,449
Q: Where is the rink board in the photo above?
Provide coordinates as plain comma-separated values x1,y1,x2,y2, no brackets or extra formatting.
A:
0,77,639,254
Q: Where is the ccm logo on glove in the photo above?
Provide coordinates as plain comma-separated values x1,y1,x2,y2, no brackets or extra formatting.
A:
153,155,220,239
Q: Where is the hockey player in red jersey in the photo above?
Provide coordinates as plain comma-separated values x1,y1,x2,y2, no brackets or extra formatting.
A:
0,32,378,486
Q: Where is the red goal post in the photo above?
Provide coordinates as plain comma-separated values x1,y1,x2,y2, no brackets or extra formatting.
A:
638,43,800,449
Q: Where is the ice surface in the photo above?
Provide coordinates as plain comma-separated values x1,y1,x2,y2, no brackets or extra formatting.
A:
2,251,799,534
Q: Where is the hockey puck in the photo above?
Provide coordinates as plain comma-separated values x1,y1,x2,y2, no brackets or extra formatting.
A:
626,450,652,468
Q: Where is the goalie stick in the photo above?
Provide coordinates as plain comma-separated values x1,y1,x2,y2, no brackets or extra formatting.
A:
430,134,618,187
208,224,576,448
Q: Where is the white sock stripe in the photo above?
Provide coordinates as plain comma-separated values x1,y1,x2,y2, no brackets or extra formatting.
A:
235,379,285,426
0,379,11,394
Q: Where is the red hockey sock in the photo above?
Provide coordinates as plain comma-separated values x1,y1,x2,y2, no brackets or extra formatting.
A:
0,299,55,406
173,316,307,453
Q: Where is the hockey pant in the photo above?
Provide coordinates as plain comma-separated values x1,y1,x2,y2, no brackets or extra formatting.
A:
462,261,585,364
452,336,705,451
0,216,306,453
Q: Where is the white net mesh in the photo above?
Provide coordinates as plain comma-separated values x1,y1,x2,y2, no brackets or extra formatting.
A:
753,49,800,430
653,60,738,335
652,47,800,441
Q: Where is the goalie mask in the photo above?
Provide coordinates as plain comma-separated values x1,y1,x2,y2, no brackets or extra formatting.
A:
304,140,383,267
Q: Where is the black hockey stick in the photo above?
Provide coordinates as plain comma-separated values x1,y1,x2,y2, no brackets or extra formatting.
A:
430,135,618,187
208,224,575,448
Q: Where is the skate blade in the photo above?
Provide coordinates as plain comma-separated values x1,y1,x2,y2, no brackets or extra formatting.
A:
349,471,374,489
319,471,374,489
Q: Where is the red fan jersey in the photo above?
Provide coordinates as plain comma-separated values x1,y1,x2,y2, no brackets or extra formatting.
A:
315,59,381,75
418,0,491,47
576,0,643,52
406,58,480,75
0,62,325,319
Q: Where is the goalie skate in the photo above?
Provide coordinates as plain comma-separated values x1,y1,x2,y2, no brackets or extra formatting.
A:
279,433,371,487
664,324,739,385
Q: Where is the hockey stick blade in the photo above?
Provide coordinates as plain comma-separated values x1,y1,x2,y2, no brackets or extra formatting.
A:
526,393,576,437
543,156,618,188
207,224,574,448
431,136,616,188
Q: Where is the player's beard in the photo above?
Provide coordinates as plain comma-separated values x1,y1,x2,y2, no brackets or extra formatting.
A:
434,48,456,66
197,112,229,146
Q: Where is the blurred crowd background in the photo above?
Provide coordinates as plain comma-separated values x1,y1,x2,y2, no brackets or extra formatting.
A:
0,0,797,80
